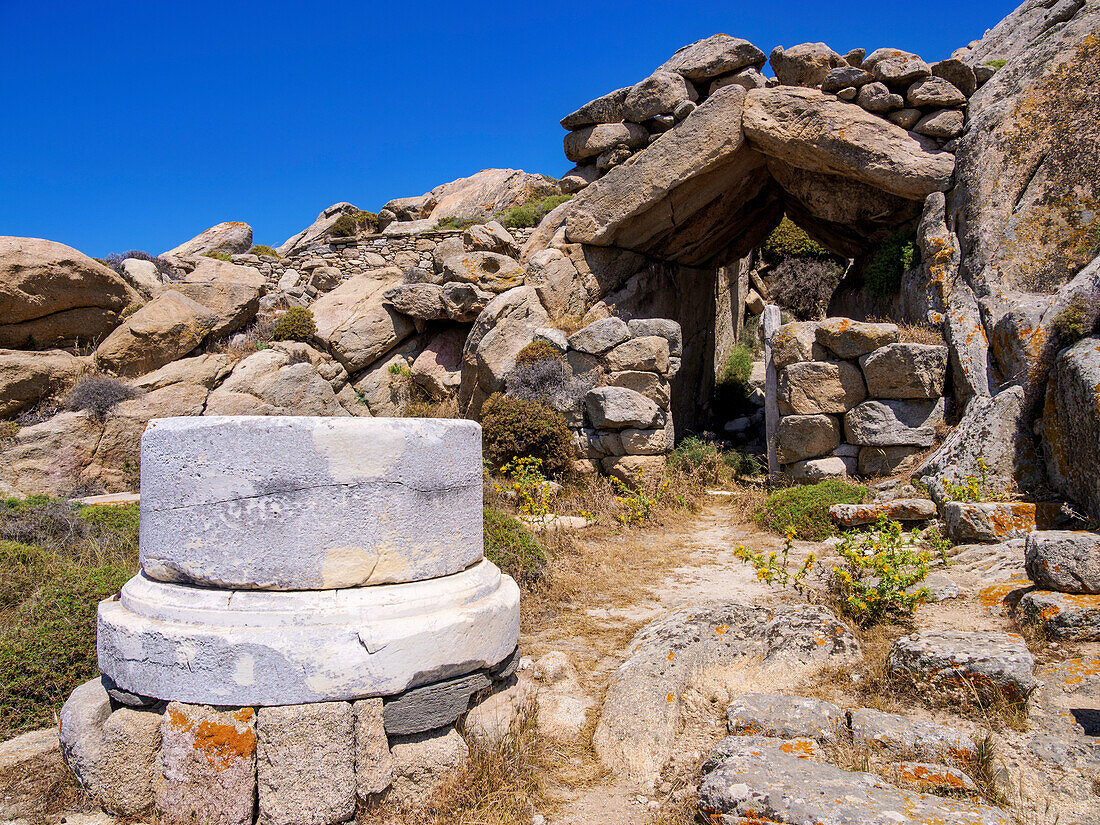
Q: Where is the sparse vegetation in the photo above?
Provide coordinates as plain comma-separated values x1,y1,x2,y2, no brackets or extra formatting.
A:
437,216,485,231
249,244,280,257
768,257,845,320
753,479,870,540
483,503,547,586
481,394,573,478
1051,295,1096,344
863,226,920,297
203,250,233,261
984,59,1007,69
498,194,572,229
0,500,138,737
514,339,564,366
718,343,753,390
102,250,174,279
667,436,761,486
63,375,138,420
829,516,931,626
611,470,670,525
330,209,380,237
735,526,816,593
271,306,316,341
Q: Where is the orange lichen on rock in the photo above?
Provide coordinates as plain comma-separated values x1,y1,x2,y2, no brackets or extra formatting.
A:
191,718,257,770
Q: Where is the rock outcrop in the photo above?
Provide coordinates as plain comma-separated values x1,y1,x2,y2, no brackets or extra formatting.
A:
162,222,253,258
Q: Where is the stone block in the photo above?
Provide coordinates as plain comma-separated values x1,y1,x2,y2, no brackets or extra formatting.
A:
778,360,866,414
777,414,840,463
726,693,842,742
887,629,1036,704
858,445,922,476
382,670,492,736
609,370,670,409
138,417,484,590
257,703,355,825
388,725,470,803
703,735,823,771
627,318,682,357
944,501,1037,543
568,317,631,354
585,386,662,430
620,427,668,455
1025,530,1100,594
157,704,257,825
99,560,520,706
859,343,948,399
603,336,670,373
1019,591,1100,641
816,318,898,358
830,498,936,527
844,398,945,447
848,708,977,765
771,321,820,369
354,699,393,799
787,456,849,481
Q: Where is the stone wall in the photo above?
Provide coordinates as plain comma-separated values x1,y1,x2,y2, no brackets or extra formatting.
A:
772,317,949,480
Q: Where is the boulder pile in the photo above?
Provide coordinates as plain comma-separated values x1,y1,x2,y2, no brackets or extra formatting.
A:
1020,529,1100,641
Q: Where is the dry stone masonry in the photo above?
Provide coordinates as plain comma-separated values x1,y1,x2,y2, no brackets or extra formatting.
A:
59,416,521,821
771,317,948,480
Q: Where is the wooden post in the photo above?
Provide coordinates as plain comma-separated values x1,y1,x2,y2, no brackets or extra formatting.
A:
763,304,781,478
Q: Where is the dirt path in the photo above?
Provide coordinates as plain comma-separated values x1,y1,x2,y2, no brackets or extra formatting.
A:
520,500,793,824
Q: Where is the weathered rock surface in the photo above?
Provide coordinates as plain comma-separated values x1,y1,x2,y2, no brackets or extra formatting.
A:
276,203,359,256
777,413,841,462
1025,530,1100,594
422,168,560,223
658,34,766,81
816,319,899,358
742,88,956,200
944,501,1039,543
844,398,945,447
859,343,948,398
849,708,977,765
568,317,631,354
726,693,842,742
94,289,219,378
157,703,256,825
593,601,859,790
203,346,352,417
586,386,662,430
0,348,84,416
354,698,393,799
698,743,1008,824
561,87,630,129
310,268,412,372
778,360,866,414
382,283,447,320
564,122,649,162
887,629,1037,703
830,498,937,526
410,327,464,399
388,725,469,803
1042,336,1100,522
769,42,845,87
442,251,525,293
256,703,355,825
1019,591,1100,641
163,222,252,257
623,70,697,122
0,237,138,349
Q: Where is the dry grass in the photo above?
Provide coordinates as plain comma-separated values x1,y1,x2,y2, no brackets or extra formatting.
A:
0,749,91,820
547,312,587,336
207,316,276,361
359,699,547,825
897,322,947,346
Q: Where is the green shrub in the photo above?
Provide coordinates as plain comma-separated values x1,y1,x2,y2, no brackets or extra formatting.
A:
515,340,564,366
203,251,233,261
830,516,931,626
354,211,379,233
718,344,753,389
271,307,316,341
249,244,281,258
0,561,133,734
483,504,546,585
437,216,485,231
330,214,358,237
863,226,920,297
760,217,832,261
754,479,870,540
0,540,51,611
78,503,140,550
1051,296,1095,344
984,59,1007,69
499,195,573,230
481,393,573,477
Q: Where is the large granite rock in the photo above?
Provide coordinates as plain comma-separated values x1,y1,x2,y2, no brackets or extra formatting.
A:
844,398,945,447
0,348,85,417
561,87,630,130
593,601,859,790
622,71,697,122
816,319,899,358
0,236,138,349
310,268,413,372
849,707,977,764
564,86,774,266
1042,336,1100,521
742,87,956,200
441,251,525,293
276,203,359,256
203,345,354,417
698,742,1008,824
94,290,220,378
657,34,766,81
859,343,948,399
769,42,846,87
778,360,866,415
1019,590,1100,641
421,168,560,223
586,386,662,430
162,222,252,257
944,501,1039,543
887,629,1037,703
1025,530,1100,594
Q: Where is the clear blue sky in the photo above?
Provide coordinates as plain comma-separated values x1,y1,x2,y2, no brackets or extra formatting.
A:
0,0,1017,257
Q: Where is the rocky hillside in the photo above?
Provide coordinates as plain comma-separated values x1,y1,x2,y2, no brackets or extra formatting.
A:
0,0,1097,528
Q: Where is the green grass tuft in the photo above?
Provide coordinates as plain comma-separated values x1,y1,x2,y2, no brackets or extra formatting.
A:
754,479,870,540
483,504,546,586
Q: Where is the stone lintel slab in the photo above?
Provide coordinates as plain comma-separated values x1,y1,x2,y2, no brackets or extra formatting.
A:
98,560,520,706
138,416,484,590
